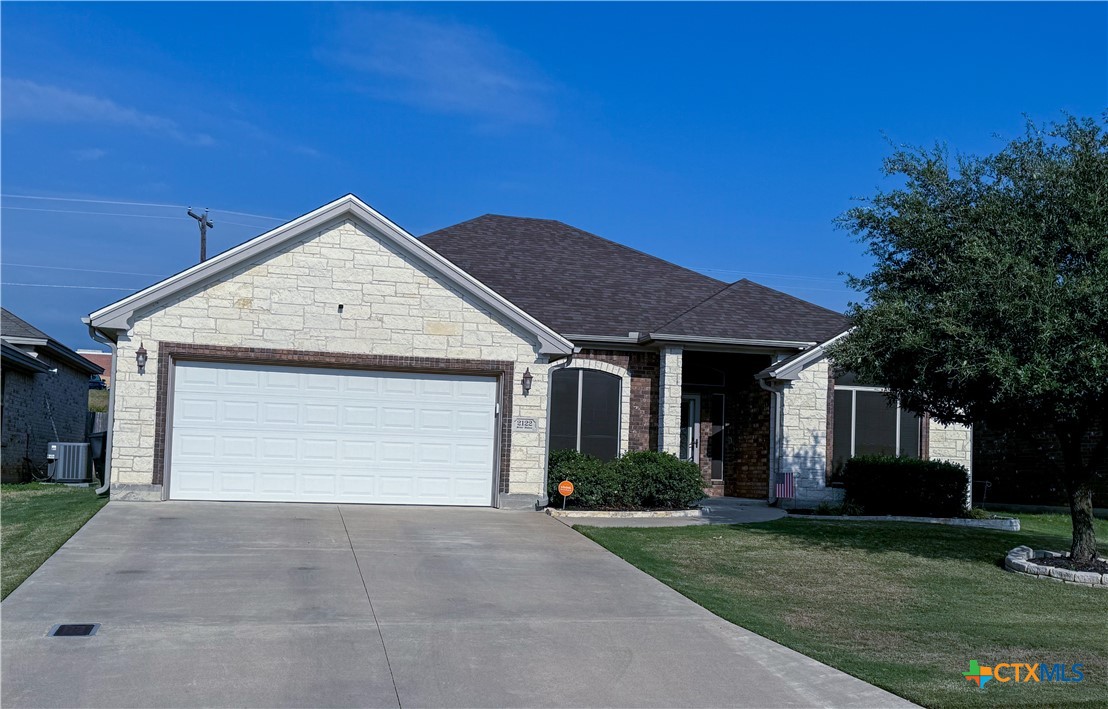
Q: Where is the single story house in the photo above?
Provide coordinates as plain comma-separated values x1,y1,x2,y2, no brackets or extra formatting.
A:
2,308,104,481
86,195,971,507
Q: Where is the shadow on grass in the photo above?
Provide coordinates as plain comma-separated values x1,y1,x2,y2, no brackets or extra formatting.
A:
731,517,1081,566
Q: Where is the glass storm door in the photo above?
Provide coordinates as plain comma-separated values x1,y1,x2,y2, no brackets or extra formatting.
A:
680,394,700,462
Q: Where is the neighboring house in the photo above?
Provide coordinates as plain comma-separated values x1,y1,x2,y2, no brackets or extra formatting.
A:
85,195,971,507
1,309,104,482
77,349,113,386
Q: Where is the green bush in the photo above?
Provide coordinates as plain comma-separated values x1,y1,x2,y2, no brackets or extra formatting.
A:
612,451,705,509
843,455,970,518
548,449,704,510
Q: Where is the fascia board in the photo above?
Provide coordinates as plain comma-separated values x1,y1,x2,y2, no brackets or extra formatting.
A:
755,328,852,380
648,333,817,349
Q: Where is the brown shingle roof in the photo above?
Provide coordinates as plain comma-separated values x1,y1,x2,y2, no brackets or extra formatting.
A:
421,215,724,337
653,279,850,343
420,215,849,344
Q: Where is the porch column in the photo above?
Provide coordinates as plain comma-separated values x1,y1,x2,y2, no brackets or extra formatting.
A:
658,346,683,454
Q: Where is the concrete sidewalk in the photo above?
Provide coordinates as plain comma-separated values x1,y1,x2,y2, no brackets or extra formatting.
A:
1,502,910,708
558,496,788,528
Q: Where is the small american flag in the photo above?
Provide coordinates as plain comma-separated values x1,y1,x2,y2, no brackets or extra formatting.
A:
775,472,795,500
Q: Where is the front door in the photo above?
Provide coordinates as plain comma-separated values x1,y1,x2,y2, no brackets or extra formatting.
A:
680,394,700,463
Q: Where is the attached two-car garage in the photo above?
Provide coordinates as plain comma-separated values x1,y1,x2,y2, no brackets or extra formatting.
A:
167,361,499,506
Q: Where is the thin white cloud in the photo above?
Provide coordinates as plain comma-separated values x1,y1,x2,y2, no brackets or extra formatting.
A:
2,78,215,146
73,147,108,161
327,12,552,126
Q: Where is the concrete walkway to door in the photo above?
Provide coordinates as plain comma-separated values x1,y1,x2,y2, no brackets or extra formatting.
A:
1,502,912,708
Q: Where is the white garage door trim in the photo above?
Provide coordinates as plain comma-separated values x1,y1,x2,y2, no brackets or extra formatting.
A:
166,360,500,506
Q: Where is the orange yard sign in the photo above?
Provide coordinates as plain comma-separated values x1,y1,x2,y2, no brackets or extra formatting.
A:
558,480,574,497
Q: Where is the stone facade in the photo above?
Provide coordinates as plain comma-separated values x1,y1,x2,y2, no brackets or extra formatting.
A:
779,357,836,505
658,347,683,454
1,350,91,481
110,218,552,498
928,421,973,474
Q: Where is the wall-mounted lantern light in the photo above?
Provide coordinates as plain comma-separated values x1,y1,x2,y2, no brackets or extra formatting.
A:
521,368,533,395
135,342,148,371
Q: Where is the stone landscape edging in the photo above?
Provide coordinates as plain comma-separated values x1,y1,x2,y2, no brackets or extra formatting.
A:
792,514,1020,530
1004,546,1108,588
545,508,702,519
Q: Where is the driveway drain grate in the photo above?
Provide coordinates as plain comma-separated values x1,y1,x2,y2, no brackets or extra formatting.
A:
49,624,100,637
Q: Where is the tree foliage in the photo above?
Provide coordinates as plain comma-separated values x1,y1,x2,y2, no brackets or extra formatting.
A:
831,115,1108,562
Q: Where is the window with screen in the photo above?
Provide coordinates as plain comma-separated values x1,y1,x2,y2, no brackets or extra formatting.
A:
549,368,621,460
831,374,922,475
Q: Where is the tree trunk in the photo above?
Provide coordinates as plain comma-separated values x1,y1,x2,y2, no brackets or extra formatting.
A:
1067,483,1098,563
1058,424,1100,564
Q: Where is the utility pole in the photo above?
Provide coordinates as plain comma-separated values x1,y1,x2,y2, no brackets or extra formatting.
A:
187,208,214,262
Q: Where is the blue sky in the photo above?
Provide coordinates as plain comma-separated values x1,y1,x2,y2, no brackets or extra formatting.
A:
2,2,1105,349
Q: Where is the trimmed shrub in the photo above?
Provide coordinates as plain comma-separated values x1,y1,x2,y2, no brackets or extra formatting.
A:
843,455,970,518
547,449,622,509
548,449,704,510
612,451,705,509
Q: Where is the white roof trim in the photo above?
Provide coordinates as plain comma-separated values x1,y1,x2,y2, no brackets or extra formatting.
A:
755,328,853,381
88,194,574,355
649,333,817,349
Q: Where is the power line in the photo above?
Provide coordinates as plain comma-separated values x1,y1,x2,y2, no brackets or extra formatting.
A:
1,193,184,209
2,206,190,220
0,263,167,277
687,265,847,284
1,193,286,221
1,205,273,230
1,282,139,291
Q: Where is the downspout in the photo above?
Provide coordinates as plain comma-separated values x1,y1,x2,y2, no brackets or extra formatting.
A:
88,325,118,496
757,377,785,504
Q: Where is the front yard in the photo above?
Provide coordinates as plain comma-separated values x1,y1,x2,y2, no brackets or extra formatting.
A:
1,483,107,599
580,514,1108,708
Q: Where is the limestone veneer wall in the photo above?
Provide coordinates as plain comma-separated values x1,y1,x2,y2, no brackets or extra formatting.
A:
110,218,551,496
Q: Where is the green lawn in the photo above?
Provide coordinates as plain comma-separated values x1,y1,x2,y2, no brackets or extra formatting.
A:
1,483,107,599
580,514,1108,708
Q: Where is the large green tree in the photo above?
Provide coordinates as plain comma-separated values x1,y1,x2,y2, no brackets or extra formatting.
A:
831,116,1108,563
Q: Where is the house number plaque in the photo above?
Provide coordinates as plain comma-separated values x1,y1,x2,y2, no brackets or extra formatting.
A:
513,417,537,432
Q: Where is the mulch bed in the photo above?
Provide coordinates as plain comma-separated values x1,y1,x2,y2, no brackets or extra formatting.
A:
1035,556,1108,574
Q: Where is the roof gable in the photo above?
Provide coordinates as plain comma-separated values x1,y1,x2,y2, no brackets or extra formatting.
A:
87,196,573,355
1,308,50,341
1,308,103,374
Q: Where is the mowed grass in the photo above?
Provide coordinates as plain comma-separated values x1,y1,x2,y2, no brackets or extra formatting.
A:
580,514,1108,708
1,483,107,599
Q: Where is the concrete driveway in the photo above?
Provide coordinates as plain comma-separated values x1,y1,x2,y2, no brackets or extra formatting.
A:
1,502,910,708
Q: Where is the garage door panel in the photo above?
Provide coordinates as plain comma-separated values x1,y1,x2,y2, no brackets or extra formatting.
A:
223,401,260,424
304,404,340,426
343,406,378,427
169,362,497,505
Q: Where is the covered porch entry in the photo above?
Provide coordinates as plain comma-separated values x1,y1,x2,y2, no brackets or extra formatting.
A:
671,350,773,498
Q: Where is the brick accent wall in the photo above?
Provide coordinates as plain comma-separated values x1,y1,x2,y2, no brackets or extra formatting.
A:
573,349,660,452
1,351,90,481
973,422,1107,505
110,217,551,496
724,377,771,499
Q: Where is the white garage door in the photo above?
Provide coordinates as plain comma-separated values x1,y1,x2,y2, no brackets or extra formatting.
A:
168,361,498,506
